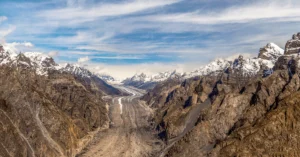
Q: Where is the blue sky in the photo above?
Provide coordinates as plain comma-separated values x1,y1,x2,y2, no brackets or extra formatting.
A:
1,0,300,78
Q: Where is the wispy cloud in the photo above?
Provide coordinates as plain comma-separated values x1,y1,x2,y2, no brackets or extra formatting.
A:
0,16,7,24
47,32,115,45
92,56,144,60
0,25,16,39
48,51,59,57
38,0,181,25
148,1,300,24
2,41,34,53
78,56,90,63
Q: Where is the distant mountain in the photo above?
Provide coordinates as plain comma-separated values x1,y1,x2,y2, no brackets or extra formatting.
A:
123,43,284,90
97,74,122,84
98,74,116,82
187,43,284,78
122,71,183,90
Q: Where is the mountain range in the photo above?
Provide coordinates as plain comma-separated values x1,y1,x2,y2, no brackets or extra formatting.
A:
1,32,300,157
106,42,284,90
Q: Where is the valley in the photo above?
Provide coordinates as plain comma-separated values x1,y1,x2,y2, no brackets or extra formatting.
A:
77,86,164,157
1,0,300,156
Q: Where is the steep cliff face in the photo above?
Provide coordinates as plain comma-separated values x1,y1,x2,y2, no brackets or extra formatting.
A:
212,89,300,156
153,68,300,157
0,47,112,157
165,69,296,156
144,34,300,157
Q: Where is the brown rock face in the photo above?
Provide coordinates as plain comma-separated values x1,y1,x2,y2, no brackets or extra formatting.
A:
155,68,300,157
142,76,219,143
285,33,300,55
144,50,300,156
212,80,300,157
0,62,109,156
142,78,181,109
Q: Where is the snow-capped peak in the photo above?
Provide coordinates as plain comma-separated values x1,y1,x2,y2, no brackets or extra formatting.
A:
23,52,55,66
131,73,148,82
0,44,18,61
0,45,58,75
97,74,122,84
124,70,183,84
258,43,284,61
0,44,95,78
57,63,93,78
186,58,230,78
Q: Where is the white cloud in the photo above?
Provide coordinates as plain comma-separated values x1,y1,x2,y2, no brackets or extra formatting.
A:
75,41,212,54
38,0,181,25
0,16,7,24
78,56,90,63
148,1,300,24
49,32,114,46
66,0,87,7
48,51,59,57
93,56,144,60
2,41,34,53
11,42,34,47
0,25,16,38
23,42,34,47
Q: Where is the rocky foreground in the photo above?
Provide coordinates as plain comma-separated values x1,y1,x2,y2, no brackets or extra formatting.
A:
142,33,300,156
0,46,121,157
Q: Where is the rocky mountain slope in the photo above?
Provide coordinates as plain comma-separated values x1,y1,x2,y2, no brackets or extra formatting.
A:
142,34,300,157
58,63,121,96
0,45,120,157
0,44,121,96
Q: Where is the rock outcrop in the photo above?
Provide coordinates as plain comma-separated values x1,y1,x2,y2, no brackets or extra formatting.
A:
285,33,300,55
